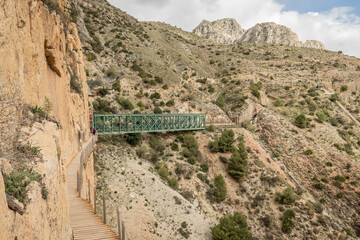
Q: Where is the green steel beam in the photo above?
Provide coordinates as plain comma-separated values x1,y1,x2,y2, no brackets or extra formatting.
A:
93,113,206,135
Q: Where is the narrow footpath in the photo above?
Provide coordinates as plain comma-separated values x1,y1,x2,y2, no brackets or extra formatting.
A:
66,137,118,240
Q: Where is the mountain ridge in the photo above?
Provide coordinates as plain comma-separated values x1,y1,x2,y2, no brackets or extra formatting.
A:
193,18,327,50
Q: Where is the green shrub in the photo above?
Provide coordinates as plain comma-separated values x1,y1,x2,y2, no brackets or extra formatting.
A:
281,209,295,233
137,101,144,108
216,94,225,109
182,134,200,158
275,187,296,205
228,140,248,180
150,92,161,99
314,182,324,190
249,82,262,100
334,175,346,182
211,213,252,240
336,192,344,198
307,100,317,112
178,227,190,239
116,96,134,110
209,129,236,153
187,157,196,165
181,222,188,228
93,99,116,114
98,88,109,97
295,113,308,128
326,162,333,167
330,117,339,126
166,99,175,107
316,112,327,123
213,174,227,202
304,149,314,155
274,98,284,107
207,125,215,132
157,166,169,180
154,76,163,84
5,169,41,203
168,177,179,190
171,142,179,151
153,107,162,114
182,148,190,158
149,136,165,152
200,163,209,173
197,173,209,183
112,82,121,92
341,85,348,92
208,85,215,93
329,94,339,102
196,78,207,84
125,133,142,146
131,61,151,78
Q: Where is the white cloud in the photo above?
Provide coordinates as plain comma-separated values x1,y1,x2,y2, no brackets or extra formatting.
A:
108,0,360,57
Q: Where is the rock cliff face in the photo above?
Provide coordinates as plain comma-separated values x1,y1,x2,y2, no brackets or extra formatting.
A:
240,22,301,47
0,0,91,239
192,18,245,44
193,19,327,50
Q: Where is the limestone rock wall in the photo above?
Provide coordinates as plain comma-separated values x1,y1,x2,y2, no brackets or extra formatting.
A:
0,0,92,239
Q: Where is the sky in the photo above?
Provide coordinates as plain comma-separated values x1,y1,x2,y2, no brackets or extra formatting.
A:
108,0,360,57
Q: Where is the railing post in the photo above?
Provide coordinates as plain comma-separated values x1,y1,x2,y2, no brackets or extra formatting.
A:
103,194,106,224
88,180,91,203
121,221,126,240
117,207,121,240
77,170,80,197
94,186,96,214
76,171,79,192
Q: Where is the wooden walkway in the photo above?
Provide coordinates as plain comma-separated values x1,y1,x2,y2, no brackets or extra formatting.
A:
67,137,118,240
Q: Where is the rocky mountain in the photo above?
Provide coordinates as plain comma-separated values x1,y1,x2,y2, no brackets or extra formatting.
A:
193,19,327,50
240,22,301,47
2,0,360,239
192,18,245,44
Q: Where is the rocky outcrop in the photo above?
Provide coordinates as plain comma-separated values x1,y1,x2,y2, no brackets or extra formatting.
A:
0,0,92,239
192,18,245,44
240,22,301,47
193,19,327,49
302,40,327,50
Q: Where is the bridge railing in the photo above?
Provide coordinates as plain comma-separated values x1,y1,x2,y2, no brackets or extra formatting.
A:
94,113,206,135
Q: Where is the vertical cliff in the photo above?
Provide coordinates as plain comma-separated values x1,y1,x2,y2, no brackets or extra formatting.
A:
0,0,92,239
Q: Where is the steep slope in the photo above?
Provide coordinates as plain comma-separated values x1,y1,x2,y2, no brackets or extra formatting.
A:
192,18,245,44
69,0,360,239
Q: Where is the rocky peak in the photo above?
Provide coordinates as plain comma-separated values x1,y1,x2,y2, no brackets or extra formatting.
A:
192,18,245,44
240,22,301,47
302,40,327,50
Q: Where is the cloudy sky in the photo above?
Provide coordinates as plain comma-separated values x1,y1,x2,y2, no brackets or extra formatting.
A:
108,0,360,57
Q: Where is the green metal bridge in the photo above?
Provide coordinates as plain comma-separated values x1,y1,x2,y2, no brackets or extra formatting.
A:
93,113,206,135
